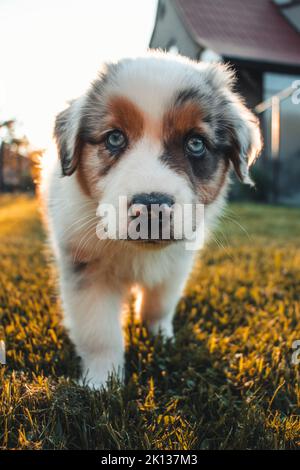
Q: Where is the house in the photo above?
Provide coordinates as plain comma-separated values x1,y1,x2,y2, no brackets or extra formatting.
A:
2,151,32,190
0,140,34,192
0,121,35,192
150,0,300,203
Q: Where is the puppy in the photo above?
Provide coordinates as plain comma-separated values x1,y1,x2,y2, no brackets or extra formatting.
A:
44,51,261,388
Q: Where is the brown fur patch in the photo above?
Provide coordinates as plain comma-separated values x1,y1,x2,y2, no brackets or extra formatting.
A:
78,141,121,197
107,96,144,142
198,159,229,204
163,102,205,140
77,154,92,196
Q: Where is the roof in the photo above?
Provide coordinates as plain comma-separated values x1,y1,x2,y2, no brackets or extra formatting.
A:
174,0,300,70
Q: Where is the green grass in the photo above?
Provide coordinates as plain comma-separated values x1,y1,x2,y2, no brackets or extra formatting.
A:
0,195,300,450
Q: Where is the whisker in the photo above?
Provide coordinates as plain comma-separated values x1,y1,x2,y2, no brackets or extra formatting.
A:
73,223,98,263
62,213,98,238
221,213,252,241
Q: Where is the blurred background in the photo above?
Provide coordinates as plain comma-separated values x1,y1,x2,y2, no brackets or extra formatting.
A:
0,0,300,204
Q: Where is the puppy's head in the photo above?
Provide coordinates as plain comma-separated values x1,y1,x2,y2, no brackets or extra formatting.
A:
54,52,262,246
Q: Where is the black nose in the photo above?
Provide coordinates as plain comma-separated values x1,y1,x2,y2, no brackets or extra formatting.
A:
129,192,174,242
131,192,174,209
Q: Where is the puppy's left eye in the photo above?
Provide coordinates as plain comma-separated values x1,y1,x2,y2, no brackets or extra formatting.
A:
105,130,127,152
185,135,206,157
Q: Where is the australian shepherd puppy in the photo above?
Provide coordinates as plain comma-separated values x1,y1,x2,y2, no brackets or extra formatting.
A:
44,51,261,388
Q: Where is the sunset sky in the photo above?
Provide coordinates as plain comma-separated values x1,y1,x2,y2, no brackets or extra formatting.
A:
0,0,157,148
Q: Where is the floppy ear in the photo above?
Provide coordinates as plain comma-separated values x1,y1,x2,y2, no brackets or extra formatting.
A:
54,98,83,176
228,97,262,186
201,63,262,185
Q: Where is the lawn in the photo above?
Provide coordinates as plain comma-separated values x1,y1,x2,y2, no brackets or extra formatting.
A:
0,195,300,450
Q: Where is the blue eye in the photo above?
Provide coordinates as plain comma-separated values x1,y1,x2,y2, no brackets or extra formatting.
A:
185,135,206,157
106,130,127,152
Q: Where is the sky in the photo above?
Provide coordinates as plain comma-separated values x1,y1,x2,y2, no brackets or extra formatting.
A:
0,0,157,148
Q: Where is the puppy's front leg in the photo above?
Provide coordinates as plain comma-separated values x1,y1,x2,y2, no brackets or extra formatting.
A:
61,275,125,389
140,279,184,339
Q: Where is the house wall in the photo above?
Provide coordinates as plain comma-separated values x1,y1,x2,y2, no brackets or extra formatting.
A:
278,2,300,33
150,0,200,57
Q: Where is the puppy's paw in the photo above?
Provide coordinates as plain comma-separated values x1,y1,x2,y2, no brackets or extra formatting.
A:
149,318,174,340
79,354,124,390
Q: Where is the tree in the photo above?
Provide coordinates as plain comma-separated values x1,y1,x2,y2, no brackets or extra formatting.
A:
0,120,15,190
0,119,42,192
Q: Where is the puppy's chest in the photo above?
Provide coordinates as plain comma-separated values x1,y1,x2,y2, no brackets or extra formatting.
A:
77,245,179,287
130,250,175,286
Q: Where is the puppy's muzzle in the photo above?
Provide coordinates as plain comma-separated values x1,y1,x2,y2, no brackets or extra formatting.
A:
129,192,175,243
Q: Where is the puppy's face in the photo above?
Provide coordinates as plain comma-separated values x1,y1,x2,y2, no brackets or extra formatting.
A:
54,52,261,245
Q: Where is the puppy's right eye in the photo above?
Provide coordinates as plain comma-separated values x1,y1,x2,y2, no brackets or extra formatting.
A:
105,129,127,153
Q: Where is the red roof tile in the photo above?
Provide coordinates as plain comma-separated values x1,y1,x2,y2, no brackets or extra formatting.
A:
175,0,300,68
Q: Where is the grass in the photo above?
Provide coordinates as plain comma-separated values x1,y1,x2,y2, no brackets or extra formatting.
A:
0,194,300,450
